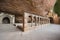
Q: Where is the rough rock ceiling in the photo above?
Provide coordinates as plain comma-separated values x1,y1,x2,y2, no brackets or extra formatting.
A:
0,0,56,16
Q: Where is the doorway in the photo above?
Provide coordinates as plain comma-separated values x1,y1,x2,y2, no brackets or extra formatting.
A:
2,17,10,24
49,17,54,23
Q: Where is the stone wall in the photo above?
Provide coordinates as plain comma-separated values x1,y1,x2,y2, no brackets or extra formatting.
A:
0,12,15,24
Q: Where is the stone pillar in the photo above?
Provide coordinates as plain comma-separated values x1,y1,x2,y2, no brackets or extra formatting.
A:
39,17,41,25
37,17,39,26
39,17,40,26
31,15,33,27
36,17,38,26
35,17,37,26
33,16,35,26
23,13,28,31
12,16,15,24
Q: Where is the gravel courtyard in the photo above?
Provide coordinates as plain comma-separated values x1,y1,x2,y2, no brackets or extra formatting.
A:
0,24,60,40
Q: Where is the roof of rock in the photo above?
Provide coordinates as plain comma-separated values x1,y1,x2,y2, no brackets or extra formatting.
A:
0,0,56,16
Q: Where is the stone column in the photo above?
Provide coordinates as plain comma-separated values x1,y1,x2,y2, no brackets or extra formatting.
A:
31,15,33,27
39,18,40,25
24,14,28,25
38,17,39,26
35,17,37,26
39,17,40,26
12,16,15,24
23,13,28,31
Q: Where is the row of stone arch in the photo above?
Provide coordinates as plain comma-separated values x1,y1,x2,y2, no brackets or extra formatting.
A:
23,12,50,31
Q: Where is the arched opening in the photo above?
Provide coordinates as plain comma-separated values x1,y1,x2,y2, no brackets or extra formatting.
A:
2,17,10,24
49,17,54,23
28,16,32,23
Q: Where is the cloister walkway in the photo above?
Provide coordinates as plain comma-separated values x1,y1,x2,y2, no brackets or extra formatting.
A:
0,24,60,40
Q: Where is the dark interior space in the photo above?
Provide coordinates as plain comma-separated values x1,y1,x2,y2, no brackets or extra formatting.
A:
2,17,10,24
49,17,54,23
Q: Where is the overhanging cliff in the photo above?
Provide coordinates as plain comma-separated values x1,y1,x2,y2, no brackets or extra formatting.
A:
0,0,56,16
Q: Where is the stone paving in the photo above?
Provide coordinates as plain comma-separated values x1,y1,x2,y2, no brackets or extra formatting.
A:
0,24,60,40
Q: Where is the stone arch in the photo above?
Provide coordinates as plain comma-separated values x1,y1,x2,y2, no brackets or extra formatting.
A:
2,17,10,24
49,17,54,23
28,16,32,23
33,16,36,22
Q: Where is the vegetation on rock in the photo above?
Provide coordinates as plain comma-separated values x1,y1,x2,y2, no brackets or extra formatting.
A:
54,0,60,16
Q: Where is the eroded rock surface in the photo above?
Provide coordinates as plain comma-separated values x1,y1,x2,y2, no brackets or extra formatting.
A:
0,0,56,16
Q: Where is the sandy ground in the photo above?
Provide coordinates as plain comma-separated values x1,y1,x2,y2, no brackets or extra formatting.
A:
0,24,60,40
